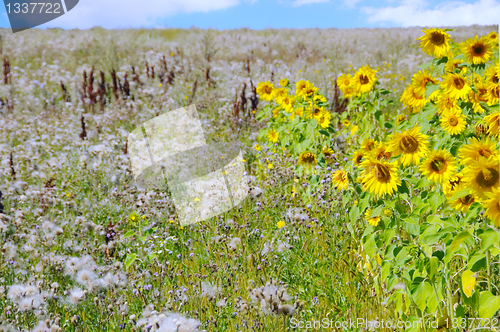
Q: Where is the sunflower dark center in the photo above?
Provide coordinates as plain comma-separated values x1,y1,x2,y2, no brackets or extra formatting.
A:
479,149,492,158
430,157,446,173
356,155,363,164
476,168,499,188
449,116,458,126
399,136,419,153
493,74,499,84
423,78,433,86
460,195,474,205
313,108,321,116
430,32,445,45
473,44,485,56
375,164,391,182
453,78,465,90
449,178,461,191
377,151,391,161
359,75,369,85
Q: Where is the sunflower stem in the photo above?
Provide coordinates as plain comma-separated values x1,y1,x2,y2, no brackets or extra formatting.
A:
487,250,492,293
446,266,454,320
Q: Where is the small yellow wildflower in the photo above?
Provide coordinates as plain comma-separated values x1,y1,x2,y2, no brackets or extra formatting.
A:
254,144,261,151
158,83,162,87
351,125,358,136
268,163,274,169
277,220,285,228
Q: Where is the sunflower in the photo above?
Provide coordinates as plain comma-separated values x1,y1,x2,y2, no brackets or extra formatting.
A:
368,142,392,162
322,146,335,162
272,88,288,102
420,149,457,183
317,110,332,129
459,137,498,165
360,158,401,197
296,81,318,99
353,65,377,95
484,65,499,87
337,74,353,93
279,78,289,87
484,112,499,137
463,155,499,198
298,152,318,168
473,73,484,85
387,126,429,166
310,106,325,120
256,81,274,101
487,30,499,46
361,138,377,152
417,28,452,58
272,107,281,119
483,187,500,227
332,169,349,190
289,107,303,121
461,36,494,65
295,80,308,97
396,114,407,125
468,90,486,114
475,81,490,103
400,84,426,112
440,109,467,135
450,184,478,213
436,92,461,114
278,95,294,112
364,208,380,227
313,94,327,104
443,173,464,198
485,65,499,86
442,72,471,100
412,70,437,96
445,58,467,74
268,130,279,143
353,150,364,166
486,84,499,106
290,107,304,121
342,85,357,99
475,121,490,136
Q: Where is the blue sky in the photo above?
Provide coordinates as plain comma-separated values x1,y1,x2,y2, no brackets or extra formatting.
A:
1,0,499,31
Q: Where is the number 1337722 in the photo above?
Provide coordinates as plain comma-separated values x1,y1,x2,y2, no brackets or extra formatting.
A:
6,3,62,14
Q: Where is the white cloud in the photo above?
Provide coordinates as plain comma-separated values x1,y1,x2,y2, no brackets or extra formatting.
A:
291,0,330,7
41,0,241,29
361,0,500,26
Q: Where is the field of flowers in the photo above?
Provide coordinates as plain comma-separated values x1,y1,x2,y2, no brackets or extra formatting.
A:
0,25,498,331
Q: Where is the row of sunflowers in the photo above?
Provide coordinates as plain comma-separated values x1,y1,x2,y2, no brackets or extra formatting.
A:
255,28,499,327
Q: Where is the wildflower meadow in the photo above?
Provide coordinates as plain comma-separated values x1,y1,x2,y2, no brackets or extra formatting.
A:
0,25,499,331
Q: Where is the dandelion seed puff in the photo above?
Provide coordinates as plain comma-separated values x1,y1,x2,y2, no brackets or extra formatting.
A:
31,320,50,332
261,242,272,255
76,269,98,289
228,237,241,251
8,284,26,300
66,287,85,305
41,221,54,231
201,282,219,301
